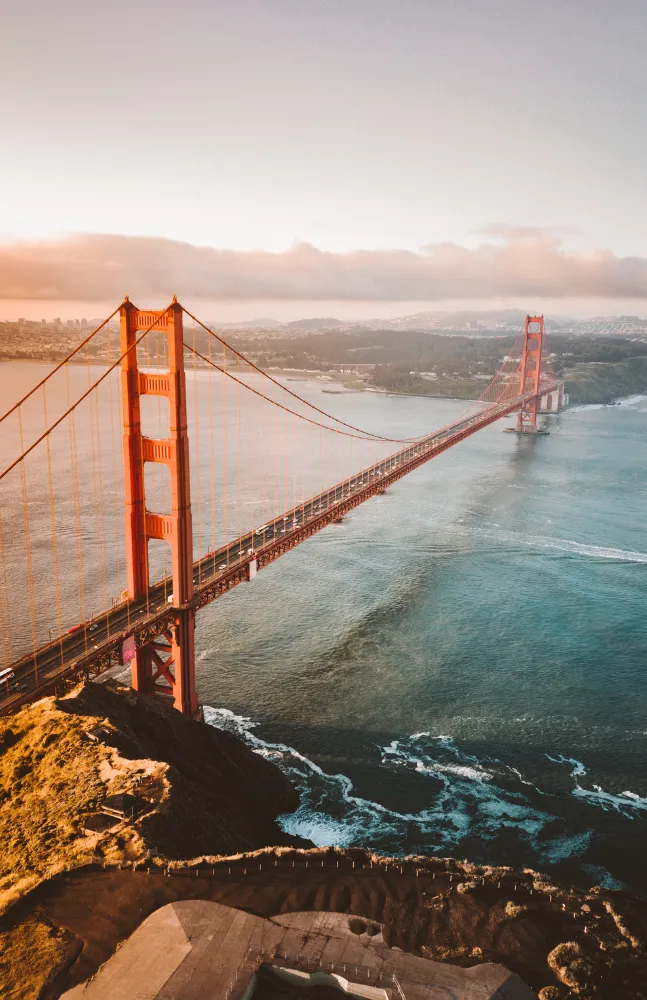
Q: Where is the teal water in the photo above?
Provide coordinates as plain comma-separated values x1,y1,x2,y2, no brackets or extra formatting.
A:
197,391,647,895
1,363,646,894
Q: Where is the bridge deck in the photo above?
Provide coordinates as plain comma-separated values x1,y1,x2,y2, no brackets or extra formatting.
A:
0,385,555,715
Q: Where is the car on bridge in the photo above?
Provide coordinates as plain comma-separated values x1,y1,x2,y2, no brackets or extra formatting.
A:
0,668,15,691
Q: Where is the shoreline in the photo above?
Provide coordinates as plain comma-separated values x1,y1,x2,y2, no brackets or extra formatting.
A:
2,685,647,1000
3,357,647,410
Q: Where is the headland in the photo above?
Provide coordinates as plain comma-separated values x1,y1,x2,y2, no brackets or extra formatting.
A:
1,683,647,1000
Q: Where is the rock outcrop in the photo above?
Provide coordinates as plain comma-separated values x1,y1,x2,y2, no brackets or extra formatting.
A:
0,680,305,916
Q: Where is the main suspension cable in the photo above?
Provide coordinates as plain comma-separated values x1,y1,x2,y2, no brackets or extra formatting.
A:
0,306,172,483
182,342,417,444
181,306,421,443
0,305,122,425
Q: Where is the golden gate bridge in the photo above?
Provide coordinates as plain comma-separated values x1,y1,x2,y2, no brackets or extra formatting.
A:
0,302,559,717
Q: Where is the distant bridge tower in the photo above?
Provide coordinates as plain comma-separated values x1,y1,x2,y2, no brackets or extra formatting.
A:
515,315,545,434
120,298,199,717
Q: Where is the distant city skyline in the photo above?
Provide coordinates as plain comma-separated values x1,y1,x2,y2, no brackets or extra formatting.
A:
2,0,646,316
4,297,647,328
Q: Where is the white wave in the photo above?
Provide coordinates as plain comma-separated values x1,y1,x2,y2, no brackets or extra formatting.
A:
575,785,647,815
205,708,594,864
581,864,626,890
383,736,492,784
546,754,587,778
568,393,647,413
546,754,647,817
540,831,593,863
506,766,545,792
488,529,647,564
567,403,608,412
615,393,647,407
206,710,647,879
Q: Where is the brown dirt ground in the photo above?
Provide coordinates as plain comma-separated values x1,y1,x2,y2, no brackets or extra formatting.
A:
3,684,647,1000
2,849,647,1000
0,682,303,917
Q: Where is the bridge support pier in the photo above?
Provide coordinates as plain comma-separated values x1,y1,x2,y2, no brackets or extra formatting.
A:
120,298,200,718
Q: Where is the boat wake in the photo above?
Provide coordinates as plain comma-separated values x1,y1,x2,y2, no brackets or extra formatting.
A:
471,527,647,564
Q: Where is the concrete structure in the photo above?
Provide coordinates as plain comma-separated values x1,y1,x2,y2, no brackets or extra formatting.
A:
537,380,568,412
62,900,537,1000
255,965,389,999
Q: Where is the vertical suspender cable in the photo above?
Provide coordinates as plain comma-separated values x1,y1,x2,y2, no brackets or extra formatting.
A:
65,365,88,655
92,379,110,612
191,318,202,580
137,344,150,619
292,389,297,515
273,359,278,528
153,327,162,584
85,340,105,622
300,386,305,520
221,343,230,567
42,383,64,666
17,410,39,670
106,322,123,623
0,513,13,666
207,321,216,557
234,351,241,551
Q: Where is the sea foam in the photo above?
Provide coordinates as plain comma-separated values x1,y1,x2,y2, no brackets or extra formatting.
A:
204,708,602,864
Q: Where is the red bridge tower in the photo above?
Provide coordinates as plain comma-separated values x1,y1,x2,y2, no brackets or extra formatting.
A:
515,315,545,434
120,298,199,717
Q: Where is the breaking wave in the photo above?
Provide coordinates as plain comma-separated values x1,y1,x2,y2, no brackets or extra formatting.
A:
204,708,647,872
568,394,647,413
546,755,647,818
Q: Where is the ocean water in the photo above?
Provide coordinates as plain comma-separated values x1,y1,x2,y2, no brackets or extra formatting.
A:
1,362,646,894
196,391,647,895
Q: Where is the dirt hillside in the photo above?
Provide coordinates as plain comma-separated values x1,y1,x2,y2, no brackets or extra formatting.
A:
2,682,647,1000
0,680,305,917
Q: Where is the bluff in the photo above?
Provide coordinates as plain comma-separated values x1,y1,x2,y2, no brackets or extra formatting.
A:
0,680,306,916
2,683,647,1000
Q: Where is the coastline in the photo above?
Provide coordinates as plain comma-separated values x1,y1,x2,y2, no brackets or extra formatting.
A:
2,683,647,1000
3,356,647,410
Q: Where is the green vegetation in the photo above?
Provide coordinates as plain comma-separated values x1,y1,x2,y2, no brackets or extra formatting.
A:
3,319,647,405
229,327,647,405
563,357,647,405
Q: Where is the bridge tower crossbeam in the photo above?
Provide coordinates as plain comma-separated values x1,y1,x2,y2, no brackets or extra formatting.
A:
120,298,199,718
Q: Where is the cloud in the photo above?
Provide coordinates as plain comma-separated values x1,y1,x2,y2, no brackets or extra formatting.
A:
1,228,646,302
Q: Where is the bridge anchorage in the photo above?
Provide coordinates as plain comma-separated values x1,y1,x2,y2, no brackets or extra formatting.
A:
0,301,561,719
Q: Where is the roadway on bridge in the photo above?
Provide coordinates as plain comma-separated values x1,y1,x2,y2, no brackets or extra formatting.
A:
1,388,552,715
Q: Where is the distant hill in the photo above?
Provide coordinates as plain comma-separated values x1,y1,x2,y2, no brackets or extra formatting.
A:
285,317,344,332
367,308,549,332
210,317,282,329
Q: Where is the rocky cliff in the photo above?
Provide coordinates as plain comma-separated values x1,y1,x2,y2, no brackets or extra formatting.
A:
0,680,305,917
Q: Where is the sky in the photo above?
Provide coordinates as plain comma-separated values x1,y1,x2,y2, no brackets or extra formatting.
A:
1,0,647,320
